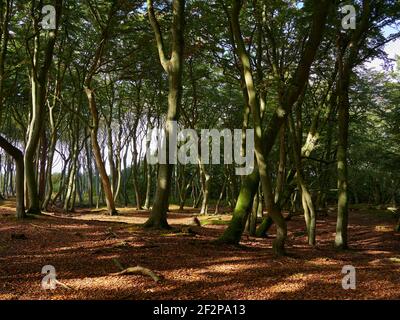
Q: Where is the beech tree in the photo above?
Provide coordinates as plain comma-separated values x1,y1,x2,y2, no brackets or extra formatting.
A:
0,0,398,258
144,0,186,229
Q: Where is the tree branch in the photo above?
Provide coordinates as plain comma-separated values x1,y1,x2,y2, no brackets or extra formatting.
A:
147,0,170,72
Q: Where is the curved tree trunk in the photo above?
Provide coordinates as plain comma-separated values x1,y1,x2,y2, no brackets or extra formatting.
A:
218,167,259,244
228,0,330,255
0,136,25,219
25,0,62,214
144,0,185,229
86,91,117,216
83,2,119,216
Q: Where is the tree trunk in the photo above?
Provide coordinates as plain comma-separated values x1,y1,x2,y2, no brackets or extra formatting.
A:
229,0,330,255
52,155,69,206
86,89,117,215
255,215,273,238
248,189,259,236
144,0,185,229
0,136,25,218
335,56,350,249
83,2,119,215
84,129,94,207
38,131,48,203
25,0,62,214
334,0,371,250
288,115,316,246
395,217,400,233
218,167,259,244
215,177,227,214
63,129,78,212
143,125,152,209
199,161,209,215
131,133,142,210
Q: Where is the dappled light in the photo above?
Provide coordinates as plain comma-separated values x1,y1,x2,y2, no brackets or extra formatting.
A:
0,203,399,299
0,0,399,305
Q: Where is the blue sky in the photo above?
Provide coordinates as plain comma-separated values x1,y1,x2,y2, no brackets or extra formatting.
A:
367,25,400,70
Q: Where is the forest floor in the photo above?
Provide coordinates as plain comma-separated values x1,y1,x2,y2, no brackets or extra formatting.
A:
0,200,399,300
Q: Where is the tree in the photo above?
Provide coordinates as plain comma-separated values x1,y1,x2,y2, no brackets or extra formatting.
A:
24,0,62,214
144,0,185,229
83,0,119,216
220,0,332,255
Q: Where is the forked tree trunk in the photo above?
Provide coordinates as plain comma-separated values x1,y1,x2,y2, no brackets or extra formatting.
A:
144,0,185,229
230,0,287,255
221,0,330,255
25,0,62,214
83,2,118,215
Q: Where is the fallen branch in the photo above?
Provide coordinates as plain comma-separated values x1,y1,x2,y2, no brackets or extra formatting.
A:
55,279,74,290
111,259,161,282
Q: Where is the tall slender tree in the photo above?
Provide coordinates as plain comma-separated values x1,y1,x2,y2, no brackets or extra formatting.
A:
144,0,185,229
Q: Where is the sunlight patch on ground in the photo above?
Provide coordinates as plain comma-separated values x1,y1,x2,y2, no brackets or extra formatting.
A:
0,200,17,209
268,281,307,294
306,258,340,266
374,225,394,232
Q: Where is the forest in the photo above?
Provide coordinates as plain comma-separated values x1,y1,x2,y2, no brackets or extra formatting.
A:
0,0,399,301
